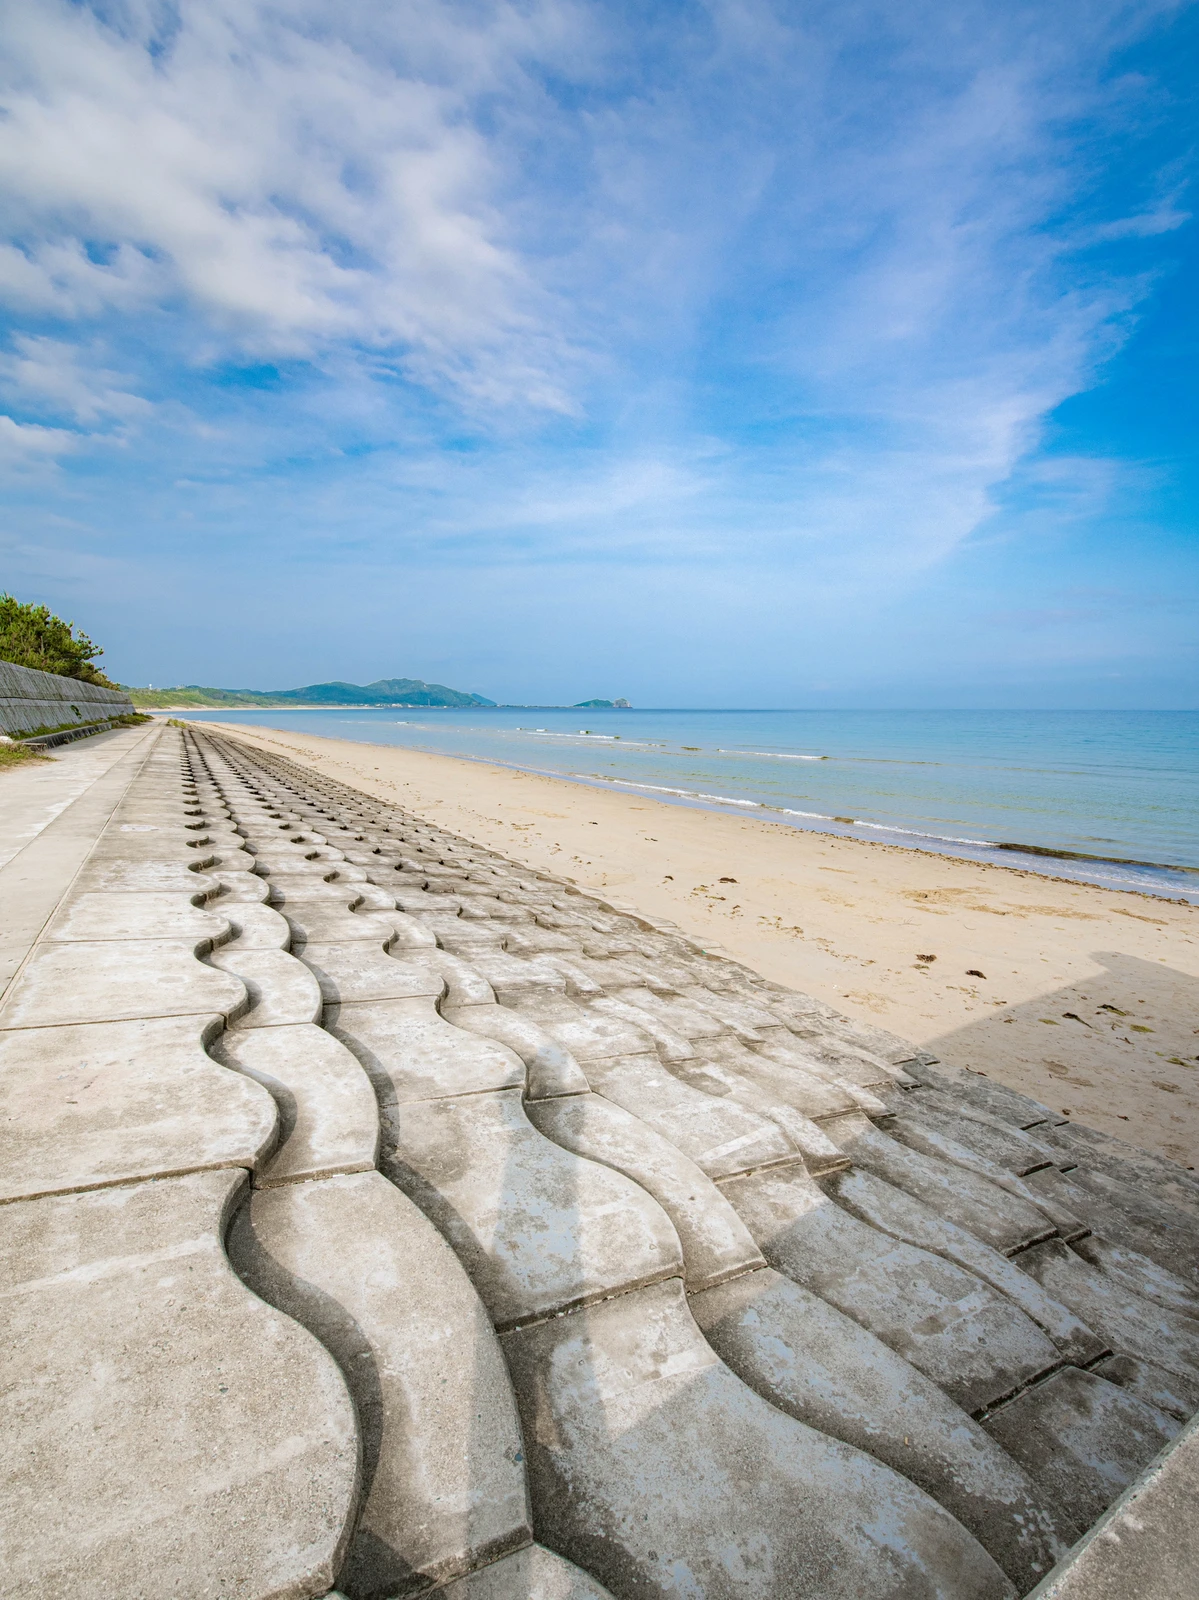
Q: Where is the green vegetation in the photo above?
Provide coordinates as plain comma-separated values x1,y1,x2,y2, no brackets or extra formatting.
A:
0,743,52,771
7,710,149,741
128,677,496,709
0,594,116,685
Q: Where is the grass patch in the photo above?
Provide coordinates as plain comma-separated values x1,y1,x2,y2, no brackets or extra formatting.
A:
0,743,53,771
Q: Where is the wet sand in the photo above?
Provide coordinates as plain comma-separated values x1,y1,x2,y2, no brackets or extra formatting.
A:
204,720,1199,1169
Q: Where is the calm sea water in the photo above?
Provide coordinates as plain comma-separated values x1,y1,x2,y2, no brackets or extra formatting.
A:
183,707,1199,900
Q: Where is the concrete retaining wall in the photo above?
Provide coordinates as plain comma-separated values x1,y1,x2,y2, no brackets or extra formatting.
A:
0,659,134,736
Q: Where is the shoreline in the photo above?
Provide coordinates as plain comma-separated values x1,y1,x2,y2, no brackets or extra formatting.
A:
170,711,1199,900
198,719,1199,1169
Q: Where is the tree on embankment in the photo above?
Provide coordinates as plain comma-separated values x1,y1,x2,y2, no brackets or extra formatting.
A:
0,594,116,687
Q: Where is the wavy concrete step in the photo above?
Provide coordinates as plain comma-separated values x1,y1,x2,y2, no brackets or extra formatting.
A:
722,1163,1063,1412
1015,1240,1199,1412
1069,1233,1199,1319
691,1265,1066,1590
878,1109,1089,1234
583,1052,802,1179
829,1113,1059,1254
213,1023,379,1185
827,1167,1106,1366
442,1003,592,1100
428,1544,615,1600
1029,1118,1199,1221
982,1367,1180,1543
2,1169,358,1597
0,1013,277,1201
526,1091,765,1292
665,1052,850,1174
329,997,526,1103
384,1085,682,1328
230,1169,531,1599
211,946,324,1028
501,1277,1014,1600
1025,1167,1199,1292
295,941,445,1005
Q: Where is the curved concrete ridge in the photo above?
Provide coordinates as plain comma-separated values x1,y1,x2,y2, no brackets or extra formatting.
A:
33,717,1182,1600
1,1161,358,1597
199,732,1025,1593
1023,1410,1199,1598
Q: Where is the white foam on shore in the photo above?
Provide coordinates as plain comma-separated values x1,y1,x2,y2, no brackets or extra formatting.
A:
575,774,763,807
724,749,825,760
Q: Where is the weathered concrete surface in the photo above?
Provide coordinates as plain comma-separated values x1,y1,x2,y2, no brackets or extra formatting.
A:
722,1163,1063,1412
0,1014,277,1200
430,1544,617,1600
0,937,247,1029
12,718,1175,1600
0,726,158,994
690,1265,1066,1590
230,1170,531,1598
1,1170,358,1598
526,1091,765,1292
982,1366,1181,1541
1025,1414,1199,1598
383,1086,683,1327
502,1278,1015,1600
213,1022,379,1184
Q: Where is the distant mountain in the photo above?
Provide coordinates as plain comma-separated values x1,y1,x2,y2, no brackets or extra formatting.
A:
128,677,496,709
573,697,631,708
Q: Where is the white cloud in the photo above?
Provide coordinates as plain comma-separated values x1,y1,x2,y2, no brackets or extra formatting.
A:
0,0,1188,612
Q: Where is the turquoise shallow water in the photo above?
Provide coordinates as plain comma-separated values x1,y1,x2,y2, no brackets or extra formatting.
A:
184,707,1199,900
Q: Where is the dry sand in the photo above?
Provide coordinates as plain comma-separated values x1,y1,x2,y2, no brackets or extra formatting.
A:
204,720,1199,1170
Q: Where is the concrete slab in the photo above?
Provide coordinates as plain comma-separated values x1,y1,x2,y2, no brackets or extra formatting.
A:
526,1092,764,1292
0,729,159,997
691,1264,1066,1591
328,998,525,1103
1,1169,358,1597
44,890,232,944
0,938,247,1029
983,1366,1180,1541
827,1166,1106,1366
1026,1415,1199,1599
501,1278,1014,1600
211,948,324,1029
0,1014,277,1201
297,941,444,1004
384,1086,682,1327
213,1023,378,1184
231,1170,531,1596
441,1003,591,1100
0,724,154,871
583,1053,800,1180
431,1544,615,1600
722,1164,1063,1413
1016,1239,1199,1410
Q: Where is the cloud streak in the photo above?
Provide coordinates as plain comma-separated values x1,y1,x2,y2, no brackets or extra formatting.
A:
0,0,1193,697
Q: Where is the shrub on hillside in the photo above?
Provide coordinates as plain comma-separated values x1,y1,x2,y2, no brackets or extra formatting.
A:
0,594,115,686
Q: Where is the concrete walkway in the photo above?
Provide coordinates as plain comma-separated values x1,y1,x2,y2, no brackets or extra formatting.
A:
0,724,159,996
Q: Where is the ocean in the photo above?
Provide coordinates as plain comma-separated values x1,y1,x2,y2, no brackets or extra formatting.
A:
182,707,1199,901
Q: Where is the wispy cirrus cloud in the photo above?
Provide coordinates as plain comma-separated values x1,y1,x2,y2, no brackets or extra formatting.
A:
0,0,1193,697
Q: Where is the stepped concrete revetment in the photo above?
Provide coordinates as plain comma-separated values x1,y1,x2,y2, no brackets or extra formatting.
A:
2,720,1195,1600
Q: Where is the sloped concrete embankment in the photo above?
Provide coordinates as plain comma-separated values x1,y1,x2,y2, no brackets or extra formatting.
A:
0,657,134,736
3,720,1197,1599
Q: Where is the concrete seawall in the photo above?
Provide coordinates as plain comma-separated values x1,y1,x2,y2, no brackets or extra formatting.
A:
0,659,134,736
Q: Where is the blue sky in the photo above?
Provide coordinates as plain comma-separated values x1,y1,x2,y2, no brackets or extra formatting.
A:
1,0,1196,706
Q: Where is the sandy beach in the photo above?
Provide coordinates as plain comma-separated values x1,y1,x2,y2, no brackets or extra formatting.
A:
204,720,1199,1170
